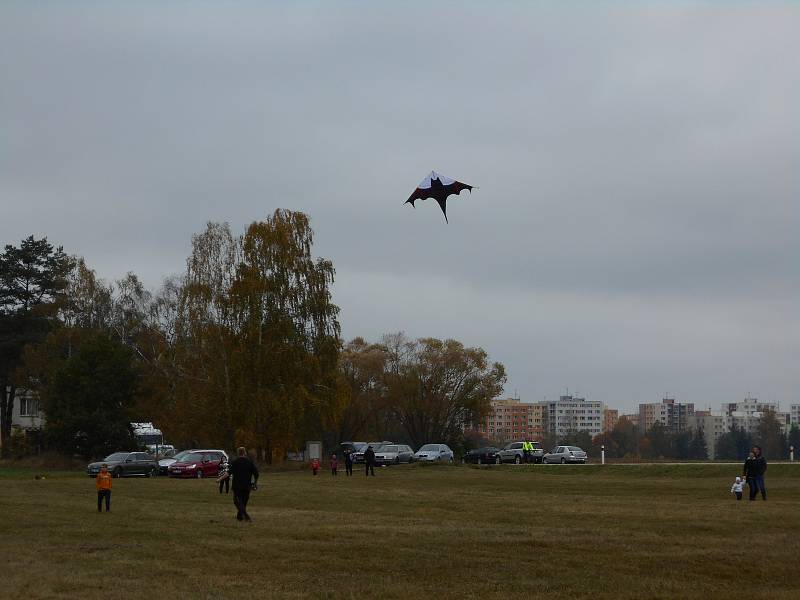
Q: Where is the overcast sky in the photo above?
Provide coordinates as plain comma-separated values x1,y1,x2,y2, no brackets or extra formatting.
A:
1,2,797,413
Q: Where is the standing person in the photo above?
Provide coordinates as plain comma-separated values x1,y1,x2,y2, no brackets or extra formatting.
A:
522,440,531,464
311,457,320,476
96,463,112,513
217,457,230,494
364,445,376,477
344,449,354,476
745,445,767,501
228,447,259,521
730,476,744,501
330,454,338,476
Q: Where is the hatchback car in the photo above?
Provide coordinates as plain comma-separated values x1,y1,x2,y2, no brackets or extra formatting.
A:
374,444,415,465
413,444,454,462
496,441,544,464
542,446,588,464
87,452,158,478
463,446,501,464
167,450,227,478
159,448,228,475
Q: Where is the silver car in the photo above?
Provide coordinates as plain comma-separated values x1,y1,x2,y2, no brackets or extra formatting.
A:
413,444,454,462
542,445,588,464
374,444,415,465
496,441,544,464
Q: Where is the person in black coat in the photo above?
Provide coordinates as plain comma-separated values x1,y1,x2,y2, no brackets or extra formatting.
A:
344,449,354,476
364,445,376,477
743,445,767,501
228,447,260,521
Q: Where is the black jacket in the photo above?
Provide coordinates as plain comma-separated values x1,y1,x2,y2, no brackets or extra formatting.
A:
743,455,767,478
229,456,259,490
364,447,376,465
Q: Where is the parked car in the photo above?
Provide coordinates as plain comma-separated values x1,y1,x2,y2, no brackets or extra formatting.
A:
496,441,544,464
374,444,415,465
167,450,227,478
413,444,454,462
159,448,228,475
87,452,158,478
340,441,367,462
464,446,501,464
354,441,391,464
542,446,588,464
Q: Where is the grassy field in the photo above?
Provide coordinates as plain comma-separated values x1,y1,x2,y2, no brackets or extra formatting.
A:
1,462,798,600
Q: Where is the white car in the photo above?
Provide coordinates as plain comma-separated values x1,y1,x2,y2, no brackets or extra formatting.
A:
413,444,454,462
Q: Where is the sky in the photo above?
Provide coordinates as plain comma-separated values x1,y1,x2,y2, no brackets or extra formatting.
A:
1,2,798,413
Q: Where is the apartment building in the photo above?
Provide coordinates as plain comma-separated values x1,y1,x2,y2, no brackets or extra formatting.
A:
638,397,695,434
478,398,546,443
687,411,730,460
543,395,604,438
722,396,790,434
603,408,619,432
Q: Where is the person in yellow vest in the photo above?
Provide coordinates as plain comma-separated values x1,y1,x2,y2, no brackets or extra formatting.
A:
96,463,113,512
522,440,531,464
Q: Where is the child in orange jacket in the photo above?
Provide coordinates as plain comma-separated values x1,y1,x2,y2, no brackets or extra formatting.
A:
311,457,320,476
96,463,113,512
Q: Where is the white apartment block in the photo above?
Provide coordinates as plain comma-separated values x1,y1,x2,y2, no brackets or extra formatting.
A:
790,405,800,428
544,395,604,438
722,396,790,435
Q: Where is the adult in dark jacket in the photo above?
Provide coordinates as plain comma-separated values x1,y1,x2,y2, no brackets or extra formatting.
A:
743,445,767,501
229,447,259,521
344,449,354,476
364,445,376,477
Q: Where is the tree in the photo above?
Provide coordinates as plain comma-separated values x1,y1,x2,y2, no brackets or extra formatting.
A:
336,337,391,442
0,236,72,456
687,427,708,460
384,334,506,449
787,425,800,458
610,416,639,458
559,430,595,456
41,333,137,459
715,425,752,461
756,409,786,459
163,211,342,459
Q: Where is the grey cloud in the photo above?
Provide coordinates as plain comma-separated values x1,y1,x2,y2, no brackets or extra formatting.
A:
1,3,797,412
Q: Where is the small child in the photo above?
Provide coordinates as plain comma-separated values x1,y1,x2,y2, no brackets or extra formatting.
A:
311,457,320,476
217,458,230,494
331,454,338,476
730,476,744,501
96,463,112,512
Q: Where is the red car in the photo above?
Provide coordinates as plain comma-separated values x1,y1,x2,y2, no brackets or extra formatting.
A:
167,450,226,478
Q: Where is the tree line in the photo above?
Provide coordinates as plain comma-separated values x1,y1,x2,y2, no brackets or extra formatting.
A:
1,210,504,460
548,410,798,461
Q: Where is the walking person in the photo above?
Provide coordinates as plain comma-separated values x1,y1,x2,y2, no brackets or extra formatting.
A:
228,447,259,521
217,457,230,494
345,449,354,476
730,476,744,501
311,457,320,476
96,463,112,513
330,454,338,476
364,445,376,477
744,445,767,501
522,440,531,464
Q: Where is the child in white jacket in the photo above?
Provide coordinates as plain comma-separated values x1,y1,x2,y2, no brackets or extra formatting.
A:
730,476,744,501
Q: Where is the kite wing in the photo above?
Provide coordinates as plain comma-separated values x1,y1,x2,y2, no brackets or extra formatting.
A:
405,171,474,223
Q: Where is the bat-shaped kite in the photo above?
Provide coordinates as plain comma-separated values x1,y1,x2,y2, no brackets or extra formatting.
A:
405,171,474,223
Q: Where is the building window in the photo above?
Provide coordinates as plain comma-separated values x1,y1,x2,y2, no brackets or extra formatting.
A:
20,396,39,417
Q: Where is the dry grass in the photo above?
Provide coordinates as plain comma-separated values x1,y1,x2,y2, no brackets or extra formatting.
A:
1,462,798,599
